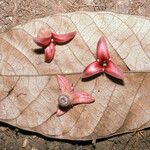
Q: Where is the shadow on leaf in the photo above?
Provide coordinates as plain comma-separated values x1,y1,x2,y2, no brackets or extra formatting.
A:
82,74,103,82
58,105,72,112
106,74,124,86
82,73,124,86
33,48,44,54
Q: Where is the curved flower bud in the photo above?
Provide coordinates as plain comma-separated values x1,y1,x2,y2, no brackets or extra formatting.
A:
52,31,76,44
83,36,124,80
34,29,77,63
55,75,95,117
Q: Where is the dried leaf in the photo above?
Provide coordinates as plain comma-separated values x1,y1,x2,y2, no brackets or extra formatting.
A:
0,11,150,140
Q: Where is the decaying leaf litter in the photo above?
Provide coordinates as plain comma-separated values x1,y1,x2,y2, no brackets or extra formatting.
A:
0,11,150,141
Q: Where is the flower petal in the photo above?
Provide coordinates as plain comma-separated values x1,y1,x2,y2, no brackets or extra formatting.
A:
72,91,95,105
33,37,51,47
97,36,110,61
44,42,55,63
55,109,66,117
83,61,103,78
52,31,76,44
105,60,124,79
34,31,52,47
57,75,73,93
38,31,52,38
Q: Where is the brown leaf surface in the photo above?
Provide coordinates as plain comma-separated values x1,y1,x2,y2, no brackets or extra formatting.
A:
0,11,150,140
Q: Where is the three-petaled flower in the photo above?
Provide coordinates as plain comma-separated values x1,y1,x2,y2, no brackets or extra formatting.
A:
55,75,95,116
83,36,124,80
34,30,76,63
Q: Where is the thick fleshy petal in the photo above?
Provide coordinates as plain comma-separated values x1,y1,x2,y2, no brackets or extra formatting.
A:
33,37,51,47
38,31,52,39
34,31,52,47
97,36,110,62
52,31,76,44
83,61,103,78
55,109,66,117
57,75,73,93
105,60,124,79
44,42,55,63
72,91,95,105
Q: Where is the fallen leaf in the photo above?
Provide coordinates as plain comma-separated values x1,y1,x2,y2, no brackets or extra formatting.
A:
0,11,150,140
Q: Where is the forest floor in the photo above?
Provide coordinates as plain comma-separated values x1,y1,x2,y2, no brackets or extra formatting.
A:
0,0,150,149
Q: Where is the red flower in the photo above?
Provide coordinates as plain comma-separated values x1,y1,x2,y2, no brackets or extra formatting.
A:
34,31,76,63
83,36,124,80
55,75,95,117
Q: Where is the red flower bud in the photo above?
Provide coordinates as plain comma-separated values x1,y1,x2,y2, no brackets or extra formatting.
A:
55,75,95,117
34,30,76,63
83,36,124,80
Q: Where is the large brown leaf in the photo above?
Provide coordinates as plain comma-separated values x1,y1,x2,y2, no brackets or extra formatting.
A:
0,12,150,140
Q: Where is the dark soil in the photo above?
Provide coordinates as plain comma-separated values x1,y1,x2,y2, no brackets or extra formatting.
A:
0,0,150,149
